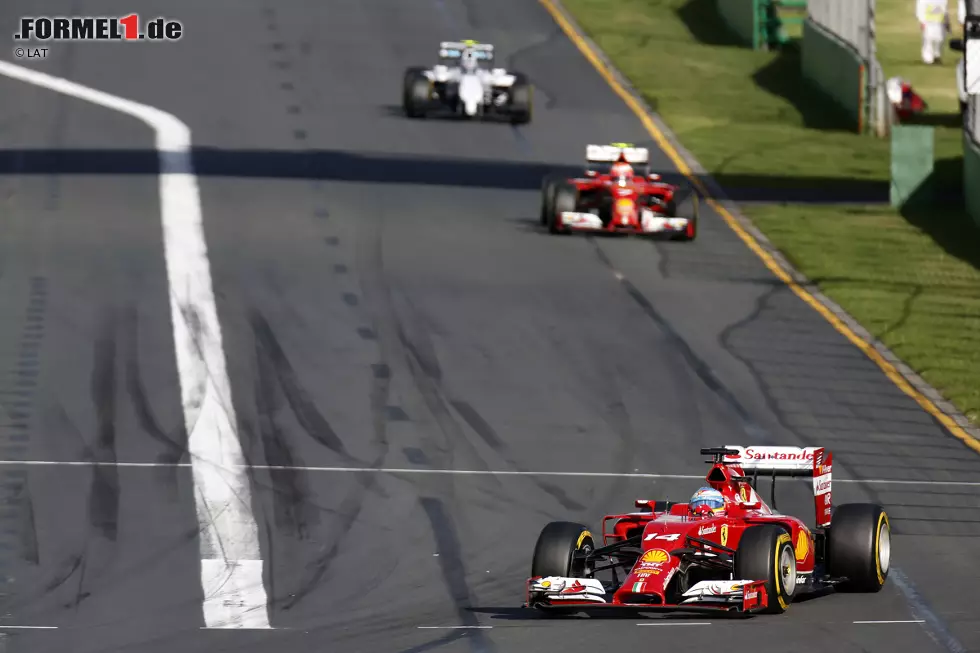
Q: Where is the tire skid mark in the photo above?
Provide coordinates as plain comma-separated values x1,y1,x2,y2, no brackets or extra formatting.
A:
251,313,320,541
0,277,46,591
264,214,395,611
450,400,584,511
420,497,495,653
250,312,354,462
590,239,770,439
89,310,119,542
122,307,186,497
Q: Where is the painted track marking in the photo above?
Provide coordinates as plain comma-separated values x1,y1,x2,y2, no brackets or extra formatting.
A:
854,620,926,624
536,0,980,456
0,459,977,486
0,626,58,629
636,622,711,626
0,60,269,630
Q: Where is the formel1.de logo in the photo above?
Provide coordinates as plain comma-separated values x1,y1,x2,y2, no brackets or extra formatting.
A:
14,15,183,42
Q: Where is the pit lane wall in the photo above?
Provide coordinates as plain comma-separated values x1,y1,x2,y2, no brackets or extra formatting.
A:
967,98,980,228
801,18,867,132
715,0,758,48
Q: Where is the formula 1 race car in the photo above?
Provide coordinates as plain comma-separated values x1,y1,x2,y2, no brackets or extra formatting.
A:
403,40,533,124
525,445,891,616
540,143,698,240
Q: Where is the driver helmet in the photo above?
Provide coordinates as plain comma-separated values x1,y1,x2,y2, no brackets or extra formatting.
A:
689,486,727,518
461,49,478,71
610,161,634,187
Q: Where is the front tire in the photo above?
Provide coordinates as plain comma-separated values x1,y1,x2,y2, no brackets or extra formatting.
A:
531,521,595,578
734,525,797,614
828,503,891,593
508,73,533,125
673,193,699,242
540,174,562,226
549,183,578,234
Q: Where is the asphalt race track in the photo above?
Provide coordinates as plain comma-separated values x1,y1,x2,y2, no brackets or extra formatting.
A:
1,1,980,652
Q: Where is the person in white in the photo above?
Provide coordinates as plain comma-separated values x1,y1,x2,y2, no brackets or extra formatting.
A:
917,0,952,64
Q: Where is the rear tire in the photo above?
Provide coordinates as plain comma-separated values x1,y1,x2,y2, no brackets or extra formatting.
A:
734,525,797,614
508,73,533,125
403,68,431,118
549,182,578,234
531,521,595,578
828,504,891,593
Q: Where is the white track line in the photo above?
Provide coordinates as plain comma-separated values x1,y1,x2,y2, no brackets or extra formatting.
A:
853,620,926,624
0,60,268,630
1,459,978,487
0,626,58,630
636,622,711,626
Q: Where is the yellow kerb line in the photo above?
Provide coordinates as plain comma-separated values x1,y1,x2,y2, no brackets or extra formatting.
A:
537,0,980,456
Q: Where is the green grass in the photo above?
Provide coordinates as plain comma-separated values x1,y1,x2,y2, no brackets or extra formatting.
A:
560,0,980,425
748,204,980,424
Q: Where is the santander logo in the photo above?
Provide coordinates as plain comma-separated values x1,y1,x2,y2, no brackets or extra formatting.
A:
726,448,815,462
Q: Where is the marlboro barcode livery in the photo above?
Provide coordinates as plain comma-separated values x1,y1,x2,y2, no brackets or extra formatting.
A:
525,445,890,616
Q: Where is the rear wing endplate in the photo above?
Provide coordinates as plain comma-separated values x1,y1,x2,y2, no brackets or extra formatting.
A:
702,446,833,528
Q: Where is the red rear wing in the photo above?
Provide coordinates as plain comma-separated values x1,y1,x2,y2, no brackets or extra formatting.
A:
711,446,833,528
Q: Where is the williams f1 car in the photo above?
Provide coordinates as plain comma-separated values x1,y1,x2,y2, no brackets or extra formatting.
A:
403,40,533,124
526,445,891,616
540,143,698,240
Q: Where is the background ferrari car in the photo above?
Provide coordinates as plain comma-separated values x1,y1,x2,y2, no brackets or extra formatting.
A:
539,143,699,240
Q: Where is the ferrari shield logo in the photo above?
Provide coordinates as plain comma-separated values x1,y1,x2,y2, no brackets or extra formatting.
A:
720,524,729,547
739,485,749,502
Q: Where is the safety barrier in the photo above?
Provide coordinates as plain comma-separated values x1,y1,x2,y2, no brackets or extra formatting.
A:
967,0,980,227
801,19,867,132
714,0,808,50
807,0,873,60
803,0,881,134
715,0,758,48
967,100,980,227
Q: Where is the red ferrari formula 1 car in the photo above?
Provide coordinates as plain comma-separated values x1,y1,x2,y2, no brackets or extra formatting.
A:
525,445,891,616
539,143,698,240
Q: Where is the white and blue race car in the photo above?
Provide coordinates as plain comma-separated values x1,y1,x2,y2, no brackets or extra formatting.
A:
402,40,533,124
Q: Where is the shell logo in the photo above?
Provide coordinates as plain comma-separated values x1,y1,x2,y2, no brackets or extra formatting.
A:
795,530,810,561
640,549,670,564
615,198,635,214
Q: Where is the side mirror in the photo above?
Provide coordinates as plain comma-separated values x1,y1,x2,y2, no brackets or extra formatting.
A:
648,173,661,181
951,38,965,53
635,499,653,511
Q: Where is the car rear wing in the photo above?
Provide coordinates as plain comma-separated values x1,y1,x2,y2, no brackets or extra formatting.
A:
439,40,494,61
701,446,833,528
585,143,651,176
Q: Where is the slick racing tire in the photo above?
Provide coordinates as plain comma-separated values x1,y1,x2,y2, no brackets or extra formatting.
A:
734,525,797,614
540,173,562,226
549,182,578,234
508,72,533,125
828,503,891,593
403,67,431,118
531,521,595,579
